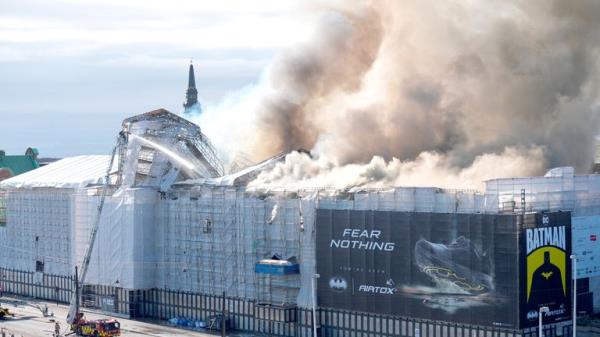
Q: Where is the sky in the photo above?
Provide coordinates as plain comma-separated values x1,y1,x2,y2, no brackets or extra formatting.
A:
0,0,305,157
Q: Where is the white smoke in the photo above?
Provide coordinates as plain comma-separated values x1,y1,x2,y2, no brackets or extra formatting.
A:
247,147,546,191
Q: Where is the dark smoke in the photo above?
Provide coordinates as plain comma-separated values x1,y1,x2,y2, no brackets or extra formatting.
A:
196,0,600,189
248,0,600,172
249,6,384,160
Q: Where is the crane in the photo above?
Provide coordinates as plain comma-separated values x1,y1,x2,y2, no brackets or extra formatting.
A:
66,133,126,336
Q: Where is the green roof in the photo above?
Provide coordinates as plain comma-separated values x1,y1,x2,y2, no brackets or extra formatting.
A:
0,148,40,178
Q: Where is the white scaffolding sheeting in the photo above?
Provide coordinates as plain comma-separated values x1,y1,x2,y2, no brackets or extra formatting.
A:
0,155,117,278
73,187,158,290
155,187,306,305
485,167,600,216
0,155,115,189
0,188,72,276
316,187,489,213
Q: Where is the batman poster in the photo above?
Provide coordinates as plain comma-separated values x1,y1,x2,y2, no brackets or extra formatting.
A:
519,212,572,328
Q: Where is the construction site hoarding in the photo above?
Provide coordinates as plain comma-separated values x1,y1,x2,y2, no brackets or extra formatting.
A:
519,212,572,328
572,216,600,278
316,209,521,328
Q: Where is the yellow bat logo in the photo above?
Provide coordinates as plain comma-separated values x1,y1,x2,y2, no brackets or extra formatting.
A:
542,271,553,280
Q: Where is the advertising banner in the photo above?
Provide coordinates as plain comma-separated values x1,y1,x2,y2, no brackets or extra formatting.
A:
572,216,600,278
316,209,520,328
519,212,572,328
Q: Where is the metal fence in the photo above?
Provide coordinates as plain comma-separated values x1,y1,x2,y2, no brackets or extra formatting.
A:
315,308,523,337
0,268,571,337
0,267,71,303
521,323,573,337
141,289,300,336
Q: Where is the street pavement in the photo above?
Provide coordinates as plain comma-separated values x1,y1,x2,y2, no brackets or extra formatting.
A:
0,295,245,337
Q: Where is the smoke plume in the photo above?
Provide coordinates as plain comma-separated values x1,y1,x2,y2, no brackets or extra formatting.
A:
247,147,547,190
200,0,600,190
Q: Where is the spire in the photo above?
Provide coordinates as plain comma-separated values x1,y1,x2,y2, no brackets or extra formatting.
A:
183,60,200,113
188,61,196,88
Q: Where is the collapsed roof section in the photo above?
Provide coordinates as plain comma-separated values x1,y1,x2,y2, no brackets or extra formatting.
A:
118,108,225,190
175,152,287,187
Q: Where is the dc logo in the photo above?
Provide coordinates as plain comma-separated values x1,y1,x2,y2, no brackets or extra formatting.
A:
329,277,348,292
542,215,550,225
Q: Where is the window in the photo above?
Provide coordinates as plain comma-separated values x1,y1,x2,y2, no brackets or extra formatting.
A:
136,146,155,175
203,218,212,234
36,260,45,272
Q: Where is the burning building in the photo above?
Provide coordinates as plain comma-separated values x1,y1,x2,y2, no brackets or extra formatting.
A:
0,109,599,337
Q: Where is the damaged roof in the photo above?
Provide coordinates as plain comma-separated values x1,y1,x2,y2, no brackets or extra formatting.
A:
176,152,286,187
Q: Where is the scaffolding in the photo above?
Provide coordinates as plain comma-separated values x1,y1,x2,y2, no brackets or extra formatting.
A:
485,170,600,216
148,186,307,303
0,180,516,308
0,188,73,277
118,108,225,189
0,189,6,225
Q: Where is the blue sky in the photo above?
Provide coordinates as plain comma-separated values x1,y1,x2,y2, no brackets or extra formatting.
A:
0,0,304,157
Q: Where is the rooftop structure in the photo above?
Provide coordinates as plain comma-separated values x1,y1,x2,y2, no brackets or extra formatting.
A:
0,148,40,181
118,108,224,189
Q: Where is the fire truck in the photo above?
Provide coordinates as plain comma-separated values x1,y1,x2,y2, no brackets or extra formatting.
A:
71,313,121,337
